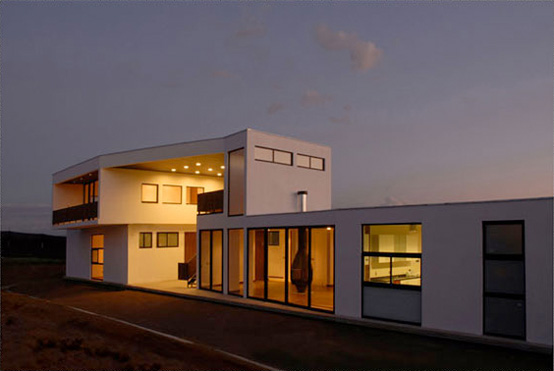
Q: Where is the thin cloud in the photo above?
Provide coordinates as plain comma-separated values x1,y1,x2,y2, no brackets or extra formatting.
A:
315,24,382,72
211,70,238,79
301,89,332,107
267,103,284,115
380,196,404,206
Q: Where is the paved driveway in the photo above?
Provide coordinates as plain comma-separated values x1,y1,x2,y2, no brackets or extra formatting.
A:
7,272,553,370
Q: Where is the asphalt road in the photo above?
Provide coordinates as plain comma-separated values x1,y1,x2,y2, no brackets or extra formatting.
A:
5,264,552,370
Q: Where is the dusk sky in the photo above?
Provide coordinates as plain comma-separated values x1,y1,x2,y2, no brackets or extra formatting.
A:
1,1,553,234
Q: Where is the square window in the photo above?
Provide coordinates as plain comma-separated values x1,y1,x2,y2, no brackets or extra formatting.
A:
186,186,204,205
310,157,324,170
254,147,273,162
162,185,182,204
142,184,158,203
91,234,104,248
274,150,292,165
139,232,152,248
297,154,310,168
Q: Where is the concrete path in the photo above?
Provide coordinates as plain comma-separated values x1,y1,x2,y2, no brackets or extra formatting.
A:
9,276,553,370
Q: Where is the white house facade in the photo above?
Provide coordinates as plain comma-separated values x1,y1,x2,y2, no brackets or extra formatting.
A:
52,128,553,348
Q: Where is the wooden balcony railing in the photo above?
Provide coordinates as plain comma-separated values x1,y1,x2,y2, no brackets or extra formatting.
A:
52,202,98,225
197,190,223,215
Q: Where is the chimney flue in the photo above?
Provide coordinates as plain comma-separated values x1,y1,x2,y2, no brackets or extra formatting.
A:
298,191,308,212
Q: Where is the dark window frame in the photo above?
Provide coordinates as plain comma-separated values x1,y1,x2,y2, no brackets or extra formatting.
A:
228,148,245,217
297,153,325,171
361,223,422,292
141,183,159,203
90,234,104,281
157,232,179,248
186,186,205,205
245,225,335,314
254,146,293,166
227,228,245,297
139,232,153,249
198,229,224,293
483,220,526,340
162,184,182,205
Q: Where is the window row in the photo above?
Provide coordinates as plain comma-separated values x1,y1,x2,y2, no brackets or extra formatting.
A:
254,146,324,170
141,184,204,205
139,232,179,248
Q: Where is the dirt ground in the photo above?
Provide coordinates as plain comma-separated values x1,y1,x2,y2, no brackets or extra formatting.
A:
1,260,263,371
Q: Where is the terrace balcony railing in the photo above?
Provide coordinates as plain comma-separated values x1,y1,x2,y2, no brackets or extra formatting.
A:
197,190,224,215
52,202,98,225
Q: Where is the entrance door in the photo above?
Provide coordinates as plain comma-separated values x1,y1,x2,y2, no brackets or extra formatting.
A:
483,221,525,339
184,232,197,262
91,234,104,281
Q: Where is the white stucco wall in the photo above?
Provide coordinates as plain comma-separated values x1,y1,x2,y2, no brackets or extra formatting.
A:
99,168,223,225
245,130,331,215
198,198,553,346
127,224,193,284
65,226,128,285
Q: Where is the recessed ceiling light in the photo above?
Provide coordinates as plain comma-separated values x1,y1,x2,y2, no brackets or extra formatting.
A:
208,168,213,171
171,168,176,172
327,227,332,231
195,170,200,174
217,173,222,176
220,165,225,169
184,165,189,169
196,162,201,166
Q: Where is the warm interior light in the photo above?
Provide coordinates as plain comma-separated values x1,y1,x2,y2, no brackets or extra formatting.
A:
196,162,201,166
184,165,189,169
195,170,200,174
208,168,213,171
217,173,222,176
171,169,176,172
327,227,332,231
220,165,225,169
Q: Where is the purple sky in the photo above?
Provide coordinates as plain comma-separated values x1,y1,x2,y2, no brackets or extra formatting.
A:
1,1,552,234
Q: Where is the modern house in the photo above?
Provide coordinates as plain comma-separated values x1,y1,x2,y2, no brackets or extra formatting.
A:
52,128,553,348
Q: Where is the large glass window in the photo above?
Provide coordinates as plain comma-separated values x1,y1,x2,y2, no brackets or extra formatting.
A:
362,224,422,287
247,226,334,312
228,148,245,216
228,229,244,296
248,229,266,299
483,221,525,339
91,234,104,281
199,230,223,292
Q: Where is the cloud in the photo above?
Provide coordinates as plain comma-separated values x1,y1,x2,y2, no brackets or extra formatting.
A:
235,15,267,38
211,70,237,79
301,89,332,107
267,103,284,115
343,104,352,111
315,24,382,72
329,115,351,125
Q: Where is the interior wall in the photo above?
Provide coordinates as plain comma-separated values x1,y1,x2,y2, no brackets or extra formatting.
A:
53,183,83,210
100,168,223,225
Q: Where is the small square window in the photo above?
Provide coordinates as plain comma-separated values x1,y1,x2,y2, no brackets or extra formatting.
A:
162,185,182,204
139,232,152,248
297,154,310,168
186,186,205,205
157,232,179,248
142,184,158,203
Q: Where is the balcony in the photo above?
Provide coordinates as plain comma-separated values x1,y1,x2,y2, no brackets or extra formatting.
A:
197,190,223,215
52,202,98,225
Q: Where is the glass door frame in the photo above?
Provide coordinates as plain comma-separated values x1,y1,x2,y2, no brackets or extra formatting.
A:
199,229,224,293
246,225,335,313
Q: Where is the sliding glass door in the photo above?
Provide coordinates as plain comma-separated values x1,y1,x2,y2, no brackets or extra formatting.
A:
199,230,223,292
247,226,334,312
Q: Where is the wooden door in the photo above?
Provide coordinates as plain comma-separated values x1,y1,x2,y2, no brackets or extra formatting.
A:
185,232,197,262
